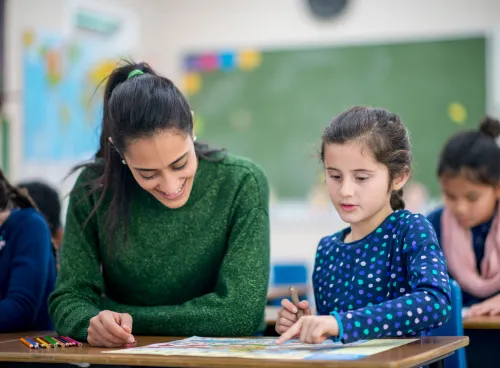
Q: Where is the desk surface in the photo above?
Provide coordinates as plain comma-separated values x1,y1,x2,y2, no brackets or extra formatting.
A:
463,315,500,329
0,334,468,368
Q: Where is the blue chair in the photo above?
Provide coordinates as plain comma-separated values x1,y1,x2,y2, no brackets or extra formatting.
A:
429,279,467,368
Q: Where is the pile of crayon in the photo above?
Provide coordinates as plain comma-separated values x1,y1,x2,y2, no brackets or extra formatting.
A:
19,336,82,349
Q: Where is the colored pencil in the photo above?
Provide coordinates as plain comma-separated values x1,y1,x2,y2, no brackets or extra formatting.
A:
289,286,304,319
53,336,68,347
35,337,50,348
63,336,83,347
39,337,54,348
25,337,39,348
58,336,75,346
44,336,60,348
19,337,35,349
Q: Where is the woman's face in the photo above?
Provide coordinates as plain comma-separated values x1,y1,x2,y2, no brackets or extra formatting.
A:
123,129,198,209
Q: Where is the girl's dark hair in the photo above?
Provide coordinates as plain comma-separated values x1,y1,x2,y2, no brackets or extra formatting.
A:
71,61,224,242
0,171,58,264
438,116,500,185
18,181,61,237
320,106,412,211
0,169,38,210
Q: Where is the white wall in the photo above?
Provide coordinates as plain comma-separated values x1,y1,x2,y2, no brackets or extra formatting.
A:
153,0,500,83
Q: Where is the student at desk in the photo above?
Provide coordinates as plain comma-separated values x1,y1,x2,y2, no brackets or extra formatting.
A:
428,116,500,316
275,107,451,344
18,181,63,269
49,62,270,348
0,170,56,332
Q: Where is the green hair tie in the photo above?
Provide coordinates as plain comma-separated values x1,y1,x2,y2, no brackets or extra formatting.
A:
127,69,144,79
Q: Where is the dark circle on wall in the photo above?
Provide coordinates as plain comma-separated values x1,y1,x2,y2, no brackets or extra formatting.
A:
307,0,348,20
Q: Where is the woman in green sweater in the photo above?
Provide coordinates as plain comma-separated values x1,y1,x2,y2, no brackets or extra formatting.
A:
49,62,270,348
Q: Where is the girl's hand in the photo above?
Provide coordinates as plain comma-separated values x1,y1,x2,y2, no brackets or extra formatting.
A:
276,315,339,345
275,299,312,334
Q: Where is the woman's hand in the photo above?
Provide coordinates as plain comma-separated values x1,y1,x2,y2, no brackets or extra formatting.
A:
87,310,135,347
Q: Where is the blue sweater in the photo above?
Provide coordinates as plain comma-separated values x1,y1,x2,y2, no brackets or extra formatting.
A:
313,210,451,343
427,206,493,306
0,208,56,332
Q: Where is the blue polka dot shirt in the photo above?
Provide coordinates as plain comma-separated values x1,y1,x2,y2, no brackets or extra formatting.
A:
313,210,452,343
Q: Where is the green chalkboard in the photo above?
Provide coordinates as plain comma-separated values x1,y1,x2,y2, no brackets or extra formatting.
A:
186,37,486,199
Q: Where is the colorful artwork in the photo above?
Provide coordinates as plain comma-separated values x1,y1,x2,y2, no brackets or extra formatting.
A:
22,31,123,163
106,336,416,361
181,49,262,97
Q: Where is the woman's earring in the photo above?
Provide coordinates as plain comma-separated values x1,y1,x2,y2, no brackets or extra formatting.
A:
122,160,126,165
194,136,197,142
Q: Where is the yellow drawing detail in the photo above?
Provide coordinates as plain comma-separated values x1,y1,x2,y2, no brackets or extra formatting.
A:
238,50,262,71
23,30,35,48
89,60,117,86
448,102,467,124
183,73,202,96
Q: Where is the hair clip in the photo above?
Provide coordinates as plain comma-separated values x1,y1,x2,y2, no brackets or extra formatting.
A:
127,69,144,79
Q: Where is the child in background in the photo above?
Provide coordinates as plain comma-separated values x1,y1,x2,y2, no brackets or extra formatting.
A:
428,116,500,315
0,170,56,332
18,181,63,268
276,106,451,344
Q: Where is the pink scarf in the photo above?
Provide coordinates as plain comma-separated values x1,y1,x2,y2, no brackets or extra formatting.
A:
441,206,500,298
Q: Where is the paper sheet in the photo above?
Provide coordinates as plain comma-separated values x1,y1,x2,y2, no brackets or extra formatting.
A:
105,336,417,360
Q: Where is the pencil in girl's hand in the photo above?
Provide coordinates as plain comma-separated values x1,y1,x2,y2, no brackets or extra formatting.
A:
289,286,304,319
19,337,37,349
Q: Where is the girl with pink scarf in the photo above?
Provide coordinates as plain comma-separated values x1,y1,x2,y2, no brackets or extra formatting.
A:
427,116,500,316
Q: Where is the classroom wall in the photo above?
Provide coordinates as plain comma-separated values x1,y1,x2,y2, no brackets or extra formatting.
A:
3,0,162,182
3,0,500,281
153,0,500,82
149,0,500,274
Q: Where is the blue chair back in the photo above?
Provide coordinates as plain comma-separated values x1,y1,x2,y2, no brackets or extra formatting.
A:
272,264,308,285
429,279,467,368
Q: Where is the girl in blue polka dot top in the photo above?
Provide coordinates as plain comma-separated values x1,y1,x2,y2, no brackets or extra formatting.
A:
276,106,452,344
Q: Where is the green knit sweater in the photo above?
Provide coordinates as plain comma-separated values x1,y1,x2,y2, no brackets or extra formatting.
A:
49,153,270,340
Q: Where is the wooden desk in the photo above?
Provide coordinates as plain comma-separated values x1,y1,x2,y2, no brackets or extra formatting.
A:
463,315,500,329
0,334,468,368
